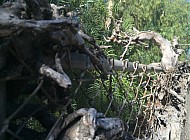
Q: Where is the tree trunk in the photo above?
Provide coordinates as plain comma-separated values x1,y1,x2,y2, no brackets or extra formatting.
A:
0,81,6,140
183,83,190,140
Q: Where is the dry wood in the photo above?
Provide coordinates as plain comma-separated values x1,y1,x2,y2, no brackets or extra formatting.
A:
105,24,179,71
56,108,125,140
133,29,178,71
0,2,185,140
39,65,71,88
169,89,185,103
0,17,78,37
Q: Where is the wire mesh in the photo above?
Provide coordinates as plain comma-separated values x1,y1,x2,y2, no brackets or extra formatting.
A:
68,60,160,139
1,56,188,140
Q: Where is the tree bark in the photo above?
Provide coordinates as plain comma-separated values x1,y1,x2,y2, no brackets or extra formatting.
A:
133,30,178,71
0,81,6,140
183,83,190,140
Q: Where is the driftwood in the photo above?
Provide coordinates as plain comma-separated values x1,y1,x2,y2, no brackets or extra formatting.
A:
148,64,190,140
132,29,178,71
39,65,71,88
46,108,125,140
2,1,187,140
105,21,180,71
0,2,126,140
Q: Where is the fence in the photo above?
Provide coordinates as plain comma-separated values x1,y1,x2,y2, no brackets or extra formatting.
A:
0,1,189,139
0,51,189,140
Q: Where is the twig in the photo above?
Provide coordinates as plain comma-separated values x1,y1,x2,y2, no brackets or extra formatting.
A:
169,89,185,103
120,37,132,60
99,45,112,49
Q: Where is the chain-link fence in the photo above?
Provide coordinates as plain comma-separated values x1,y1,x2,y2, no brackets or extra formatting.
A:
1,52,189,140
67,59,189,139
0,1,189,139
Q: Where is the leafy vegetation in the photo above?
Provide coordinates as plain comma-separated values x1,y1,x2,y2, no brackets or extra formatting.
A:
2,0,189,138
55,0,190,61
56,0,189,98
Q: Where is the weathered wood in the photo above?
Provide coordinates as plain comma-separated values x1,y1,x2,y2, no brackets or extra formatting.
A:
149,72,188,140
39,65,71,88
105,25,179,72
0,17,78,37
56,108,125,140
183,83,190,140
0,6,78,37
133,30,178,71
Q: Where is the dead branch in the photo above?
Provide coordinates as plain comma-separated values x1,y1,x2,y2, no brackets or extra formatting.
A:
39,65,71,88
105,25,179,71
120,37,132,60
133,29,178,71
169,89,185,103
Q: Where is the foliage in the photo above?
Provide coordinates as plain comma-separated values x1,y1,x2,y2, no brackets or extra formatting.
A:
53,0,190,115
2,0,189,138
52,0,190,62
80,0,108,41
15,117,46,132
111,0,190,62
